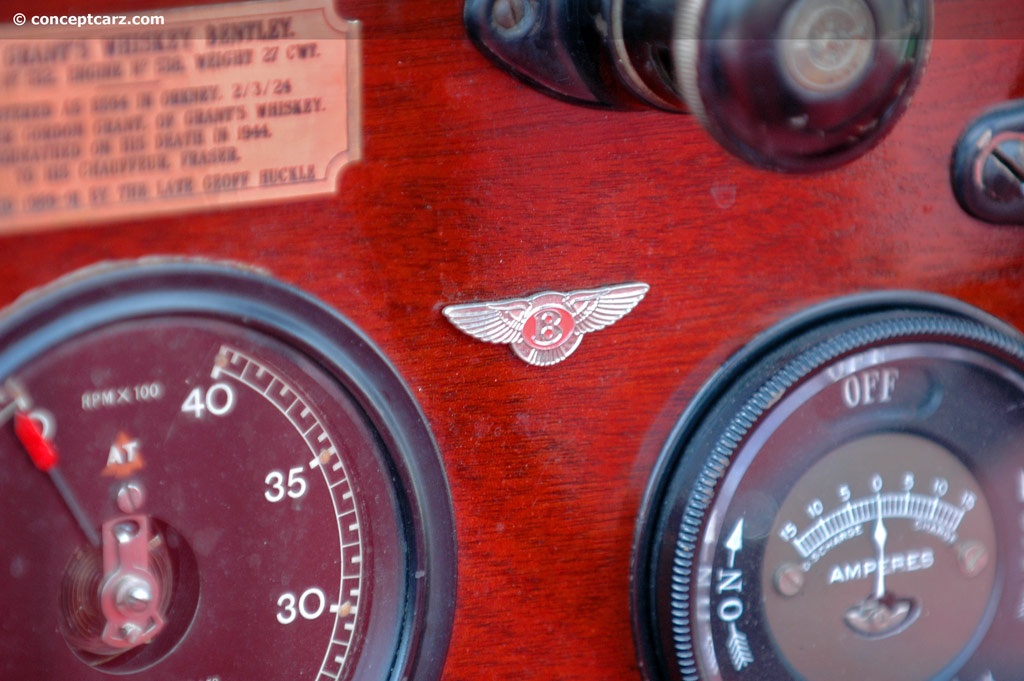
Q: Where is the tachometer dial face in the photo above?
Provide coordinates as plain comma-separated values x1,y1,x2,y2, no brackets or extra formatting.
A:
633,293,1024,681
0,261,455,681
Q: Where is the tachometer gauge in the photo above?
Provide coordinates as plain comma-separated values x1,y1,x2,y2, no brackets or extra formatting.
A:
633,293,1024,681
0,260,455,681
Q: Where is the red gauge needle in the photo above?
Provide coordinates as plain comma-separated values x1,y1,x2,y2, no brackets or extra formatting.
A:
14,412,101,548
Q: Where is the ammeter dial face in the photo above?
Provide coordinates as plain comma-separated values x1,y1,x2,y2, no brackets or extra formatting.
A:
0,262,454,681
633,294,1024,681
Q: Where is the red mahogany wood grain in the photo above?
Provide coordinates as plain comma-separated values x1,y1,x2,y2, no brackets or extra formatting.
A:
2,1,1024,679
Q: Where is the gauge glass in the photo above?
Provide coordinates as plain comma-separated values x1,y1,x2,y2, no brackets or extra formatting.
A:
0,262,454,681
634,295,1024,681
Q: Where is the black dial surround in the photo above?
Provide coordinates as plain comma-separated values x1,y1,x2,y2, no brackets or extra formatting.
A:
0,260,455,680
674,0,932,172
633,292,1024,681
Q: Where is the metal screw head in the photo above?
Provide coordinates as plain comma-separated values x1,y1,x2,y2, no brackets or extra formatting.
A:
774,563,806,597
114,576,155,614
119,623,143,645
958,540,989,578
117,482,146,513
113,520,141,543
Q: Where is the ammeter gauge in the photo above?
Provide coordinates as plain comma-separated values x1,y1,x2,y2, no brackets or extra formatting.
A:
633,293,1024,681
0,261,455,681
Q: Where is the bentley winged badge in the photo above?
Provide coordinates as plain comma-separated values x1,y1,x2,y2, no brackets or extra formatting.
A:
442,283,650,367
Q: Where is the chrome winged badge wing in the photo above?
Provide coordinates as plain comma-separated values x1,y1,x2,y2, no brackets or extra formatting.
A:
443,283,649,367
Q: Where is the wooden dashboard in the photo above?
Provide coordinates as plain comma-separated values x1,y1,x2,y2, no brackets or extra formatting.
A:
1,0,1023,679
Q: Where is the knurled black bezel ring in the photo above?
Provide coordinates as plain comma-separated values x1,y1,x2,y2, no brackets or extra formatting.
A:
670,312,1024,680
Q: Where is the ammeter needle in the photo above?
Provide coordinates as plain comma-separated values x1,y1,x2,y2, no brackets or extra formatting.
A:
873,494,887,600
14,412,101,548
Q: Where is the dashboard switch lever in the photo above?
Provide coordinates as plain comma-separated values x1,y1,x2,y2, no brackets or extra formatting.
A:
952,101,1024,225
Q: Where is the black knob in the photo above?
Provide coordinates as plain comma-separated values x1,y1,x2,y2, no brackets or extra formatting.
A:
673,0,932,171
466,0,932,172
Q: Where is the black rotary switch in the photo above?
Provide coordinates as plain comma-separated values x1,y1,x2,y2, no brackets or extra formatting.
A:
466,0,932,171
951,100,1024,225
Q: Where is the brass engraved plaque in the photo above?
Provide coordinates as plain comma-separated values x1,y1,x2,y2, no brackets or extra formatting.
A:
0,0,361,234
